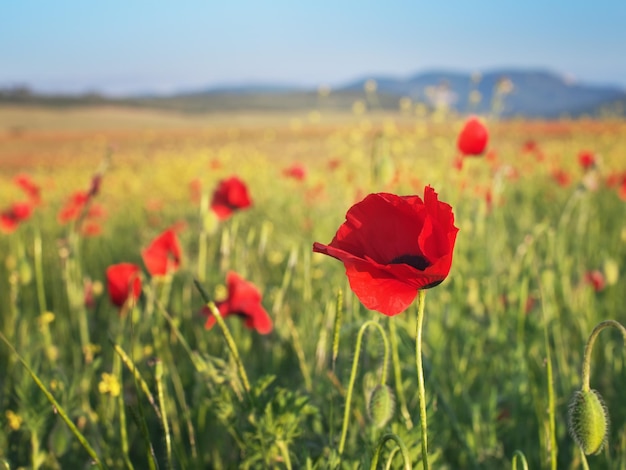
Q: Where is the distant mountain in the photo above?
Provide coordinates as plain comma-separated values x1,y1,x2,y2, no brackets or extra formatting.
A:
337,68,626,117
2,69,625,118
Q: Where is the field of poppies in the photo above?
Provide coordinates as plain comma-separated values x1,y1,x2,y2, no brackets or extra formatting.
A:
1,105,626,469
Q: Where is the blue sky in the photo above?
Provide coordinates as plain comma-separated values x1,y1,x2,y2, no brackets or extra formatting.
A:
1,1,625,95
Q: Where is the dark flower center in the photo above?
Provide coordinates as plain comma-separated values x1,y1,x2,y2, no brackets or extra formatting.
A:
390,254,431,271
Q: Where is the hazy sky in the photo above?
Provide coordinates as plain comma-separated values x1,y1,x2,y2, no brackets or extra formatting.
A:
2,1,625,95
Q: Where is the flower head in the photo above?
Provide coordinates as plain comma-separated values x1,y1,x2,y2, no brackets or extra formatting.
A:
106,263,142,308
0,202,33,234
142,229,182,276
283,164,307,181
202,271,272,334
14,174,41,205
210,176,252,220
578,151,596,171
58,191,90,224
457,117,488,156
584,270,606,292
313,186,458,316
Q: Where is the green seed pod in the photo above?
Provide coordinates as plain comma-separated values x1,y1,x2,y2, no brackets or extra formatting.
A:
368,384,395,429
567,389,610,455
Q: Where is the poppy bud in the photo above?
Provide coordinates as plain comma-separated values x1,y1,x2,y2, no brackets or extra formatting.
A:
368,384,395,429
567,389,609,455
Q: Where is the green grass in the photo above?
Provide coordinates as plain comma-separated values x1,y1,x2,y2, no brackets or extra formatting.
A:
0,108,626,469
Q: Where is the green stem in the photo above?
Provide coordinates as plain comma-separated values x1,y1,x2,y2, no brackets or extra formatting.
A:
580,449,590,470
369,433,411,470
384,447,401,470
155,360,172,470
118,389,134,470
544,325,557,470
194,279,251,395
331,289,343,372
581,320,626,392
33,227,47,315
388,317,413,429
415,289,430,470
197,189,210,282
338,320,389,455
511,450,529,470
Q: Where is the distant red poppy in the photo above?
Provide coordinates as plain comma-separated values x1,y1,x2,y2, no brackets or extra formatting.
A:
189,178,203,204
0,202,33,234
313,186,458,316
578,151,596,171
14,174,41,205
210,176,252,220
283,164,307,181
457,117,488,156
584,270,605,292
328,159,341,171
202,271,272,334
620,181,626,201
58,191,89,223
82,221,102,237
142,229,182,276
452,155,464,171
106,263,142,308
551,168,571,187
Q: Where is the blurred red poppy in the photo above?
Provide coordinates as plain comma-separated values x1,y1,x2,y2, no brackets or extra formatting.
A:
578,151,596,171
106,263,142,308
313,186,458,316
141,229,182,276
210,176,252,220
58,191,89,223
457,117,488,156
584,270,605,292
189,178,203,204
14,174,41,205
283,164,307,181
0,202,33,234
202,271,272,334
551,168,571,187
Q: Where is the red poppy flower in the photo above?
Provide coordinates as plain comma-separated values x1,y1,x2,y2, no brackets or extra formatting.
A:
210,176,252,220
202,271,272,334
578,151,596,171
551,168,571,187
189,178,203,204
584,270,605,292
283,164,307,181
14,174,41,205
313,186,458,316
0,202,33,234
457,117,488,156
82,221,102,237
142,229,182,276
106,263,142,308
58,191,90,223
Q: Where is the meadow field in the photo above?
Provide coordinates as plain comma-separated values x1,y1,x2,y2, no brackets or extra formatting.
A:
1,104,626,469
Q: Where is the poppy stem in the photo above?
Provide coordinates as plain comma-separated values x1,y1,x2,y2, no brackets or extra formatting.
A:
338,320,389,456
580,320,626,392
369,433,411,470
193,279,252,395
415,289,430,470
388,317,413,429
